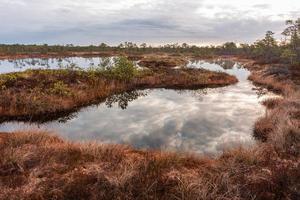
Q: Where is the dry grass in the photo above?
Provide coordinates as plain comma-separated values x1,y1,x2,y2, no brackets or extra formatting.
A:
139,56,188,69
0,67,237,122
254,94,300,142
0,130,299,200
261,98,284,109
242,61,300,145
248,71,295,96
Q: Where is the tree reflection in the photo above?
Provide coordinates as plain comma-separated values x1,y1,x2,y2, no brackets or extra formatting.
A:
105,90,148,109
4,57,117,71
188,59,238,71
41,90,148,123
176,89,208,101
57,113,78,123
212,59,236,69
1,56,143,74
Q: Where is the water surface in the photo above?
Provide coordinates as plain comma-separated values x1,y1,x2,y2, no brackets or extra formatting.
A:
0,59,273,155
0,57,139,74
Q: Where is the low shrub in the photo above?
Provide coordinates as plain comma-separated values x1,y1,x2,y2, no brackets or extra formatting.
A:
110,57,138,81
49,81,72,97
0,74,19,90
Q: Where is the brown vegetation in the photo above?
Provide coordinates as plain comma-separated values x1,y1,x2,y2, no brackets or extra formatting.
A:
253,92,300,143
248,69,295,96
0,66,237,122
0,56,299,199
0,124,299,200
138,56,188,69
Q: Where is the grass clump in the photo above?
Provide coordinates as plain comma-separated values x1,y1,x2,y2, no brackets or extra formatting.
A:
0,73,19,90
49,81,72,97
139,56,188,69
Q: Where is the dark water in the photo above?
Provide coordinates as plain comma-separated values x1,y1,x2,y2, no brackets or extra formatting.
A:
0,58,276,155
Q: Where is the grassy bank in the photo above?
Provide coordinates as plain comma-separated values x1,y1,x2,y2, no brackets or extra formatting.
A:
0,57,237,122
243,61,299,147
0,125,298,200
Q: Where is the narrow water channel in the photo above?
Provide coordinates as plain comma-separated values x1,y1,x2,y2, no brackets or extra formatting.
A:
0,58,274,155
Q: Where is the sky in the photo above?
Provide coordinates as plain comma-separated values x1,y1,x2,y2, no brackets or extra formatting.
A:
0,0,299,45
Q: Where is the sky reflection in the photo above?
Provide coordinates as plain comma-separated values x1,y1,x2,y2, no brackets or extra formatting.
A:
0,60,273,155
0,57,141,74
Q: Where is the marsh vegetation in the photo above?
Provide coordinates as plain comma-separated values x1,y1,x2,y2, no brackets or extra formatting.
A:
0,19,299,199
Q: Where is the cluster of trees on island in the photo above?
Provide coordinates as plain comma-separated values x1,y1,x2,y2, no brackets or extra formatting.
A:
0,19,299,65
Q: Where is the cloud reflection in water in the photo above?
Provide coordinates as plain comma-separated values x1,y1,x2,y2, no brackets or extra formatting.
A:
0,60,271,155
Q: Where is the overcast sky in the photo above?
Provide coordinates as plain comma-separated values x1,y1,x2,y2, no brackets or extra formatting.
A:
0,0,299,45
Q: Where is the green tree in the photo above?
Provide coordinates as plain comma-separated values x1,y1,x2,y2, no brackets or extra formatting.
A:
253,31,279,63
181,43,189,49
111,57,137,81
264,31,277,47
99,43,109,49
281,49,297,64
140,43,147,48
282,19,300,64
221,42,238,55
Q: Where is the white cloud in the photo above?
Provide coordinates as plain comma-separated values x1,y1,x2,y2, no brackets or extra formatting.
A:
0,0,299,44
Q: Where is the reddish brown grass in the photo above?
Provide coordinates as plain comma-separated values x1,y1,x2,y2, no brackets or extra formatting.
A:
0,130,299,200
139,56,188,69
248,72,295,96
262,98,284,109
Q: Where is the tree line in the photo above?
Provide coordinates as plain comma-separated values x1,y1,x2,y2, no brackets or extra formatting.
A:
0,19,299,65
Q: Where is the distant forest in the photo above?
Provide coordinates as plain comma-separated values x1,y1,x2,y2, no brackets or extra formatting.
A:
1,19,299,65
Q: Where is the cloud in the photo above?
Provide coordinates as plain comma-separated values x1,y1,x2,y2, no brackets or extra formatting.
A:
0,0,299,44
252,4,271,9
